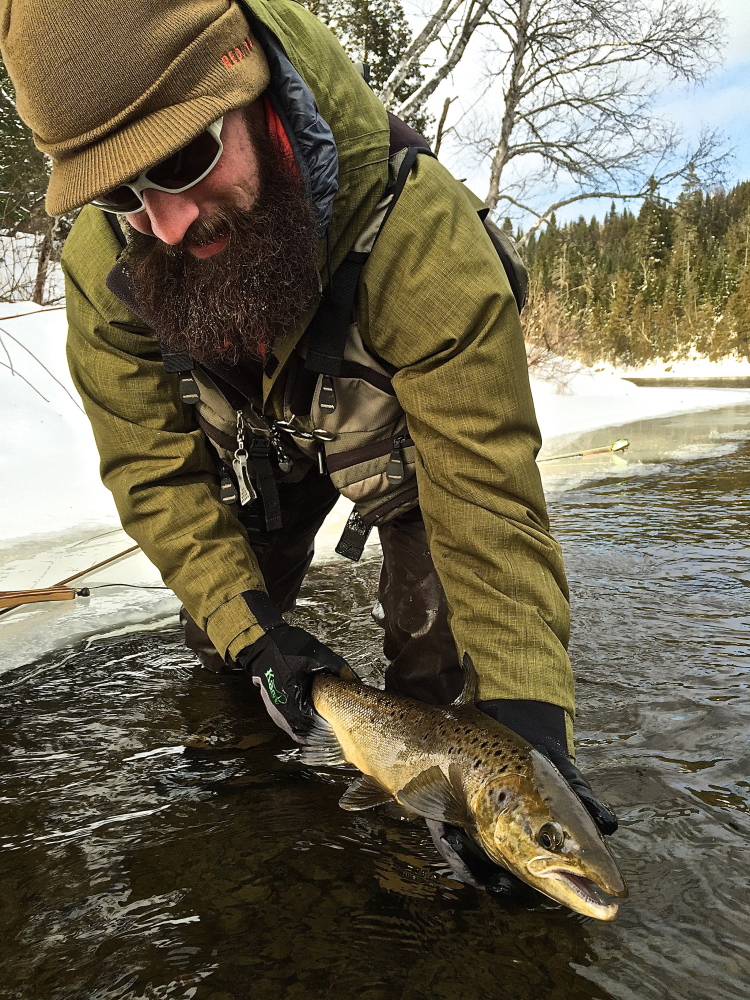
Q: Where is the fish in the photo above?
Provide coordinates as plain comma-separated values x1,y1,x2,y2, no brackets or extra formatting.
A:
303,664,628,921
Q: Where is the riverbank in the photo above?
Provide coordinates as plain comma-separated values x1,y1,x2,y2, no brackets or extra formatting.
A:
3,300,750,670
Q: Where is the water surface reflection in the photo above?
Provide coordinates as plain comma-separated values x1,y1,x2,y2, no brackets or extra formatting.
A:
2,408,750,999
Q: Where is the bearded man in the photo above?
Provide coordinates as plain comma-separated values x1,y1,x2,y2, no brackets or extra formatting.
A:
0,0,617,889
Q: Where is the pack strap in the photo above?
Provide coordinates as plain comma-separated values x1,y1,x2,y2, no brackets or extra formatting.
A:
303,145,435,389
159,345,200,404
303,250,368,377
382,146,433,225
195,412,282,531
248,436,283,531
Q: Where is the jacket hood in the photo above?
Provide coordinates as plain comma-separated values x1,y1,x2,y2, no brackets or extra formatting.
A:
239,0,390,275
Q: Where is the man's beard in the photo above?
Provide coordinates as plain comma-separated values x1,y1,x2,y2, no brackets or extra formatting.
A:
124,121,321,366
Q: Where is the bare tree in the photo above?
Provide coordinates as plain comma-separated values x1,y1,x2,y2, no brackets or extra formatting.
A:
380,0,494,117
478,0,723,230
379,0,724,233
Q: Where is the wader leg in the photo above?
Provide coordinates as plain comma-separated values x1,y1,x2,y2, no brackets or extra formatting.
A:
181,472,340,671
376,507,463,705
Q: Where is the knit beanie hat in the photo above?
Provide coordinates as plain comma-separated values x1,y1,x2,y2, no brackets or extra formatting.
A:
0,0,270,215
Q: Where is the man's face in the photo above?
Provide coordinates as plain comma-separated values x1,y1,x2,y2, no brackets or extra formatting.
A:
126,106,263,253
124,101,321,364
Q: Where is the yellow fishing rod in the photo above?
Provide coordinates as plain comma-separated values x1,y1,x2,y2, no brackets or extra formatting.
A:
0,544,140,615
538,438,629,463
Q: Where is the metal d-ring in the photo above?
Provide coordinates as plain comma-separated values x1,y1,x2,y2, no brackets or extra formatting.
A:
274,419,337,442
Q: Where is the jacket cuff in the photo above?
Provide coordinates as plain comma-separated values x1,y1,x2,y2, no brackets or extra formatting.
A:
477,698,575,757
205,593,267,661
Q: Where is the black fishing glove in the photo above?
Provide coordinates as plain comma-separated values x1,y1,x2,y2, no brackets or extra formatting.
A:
235,591,354,741
477,699,619,835
425,819,537,900
428,698,617,895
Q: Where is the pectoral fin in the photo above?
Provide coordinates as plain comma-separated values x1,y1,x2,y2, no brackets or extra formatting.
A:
339,774,394,811
396,764,470,826
299,714,348,766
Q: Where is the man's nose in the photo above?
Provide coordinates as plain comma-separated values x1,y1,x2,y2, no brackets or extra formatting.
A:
138,188,201,244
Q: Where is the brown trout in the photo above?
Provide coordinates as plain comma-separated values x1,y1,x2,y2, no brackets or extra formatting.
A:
304,671,627,921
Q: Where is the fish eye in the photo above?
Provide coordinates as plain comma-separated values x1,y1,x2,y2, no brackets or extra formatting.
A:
538,821,565,851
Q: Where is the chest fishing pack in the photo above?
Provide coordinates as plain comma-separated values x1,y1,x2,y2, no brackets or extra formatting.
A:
105,121,528,561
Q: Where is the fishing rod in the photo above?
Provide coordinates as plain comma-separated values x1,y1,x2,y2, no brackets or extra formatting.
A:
538,438,629,463
0,543,140,615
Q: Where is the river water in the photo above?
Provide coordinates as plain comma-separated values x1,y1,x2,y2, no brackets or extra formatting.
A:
2,404,750,1000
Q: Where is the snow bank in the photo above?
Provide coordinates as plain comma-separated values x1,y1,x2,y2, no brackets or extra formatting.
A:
597,353,750,379
0,302,119,541
3,301,750,672
530,355,750,445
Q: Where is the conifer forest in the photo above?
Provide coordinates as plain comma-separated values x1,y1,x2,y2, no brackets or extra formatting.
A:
520,178,750,367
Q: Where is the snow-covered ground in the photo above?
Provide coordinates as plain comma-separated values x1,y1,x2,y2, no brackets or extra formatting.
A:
3,300,750,672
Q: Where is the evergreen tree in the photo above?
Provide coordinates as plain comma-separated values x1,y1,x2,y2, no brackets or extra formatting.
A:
522,178,750,365
0,56,49,234
306,0,432,136
717,269,750,361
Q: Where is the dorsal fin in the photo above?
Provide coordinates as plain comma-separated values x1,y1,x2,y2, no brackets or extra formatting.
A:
452,653,478,707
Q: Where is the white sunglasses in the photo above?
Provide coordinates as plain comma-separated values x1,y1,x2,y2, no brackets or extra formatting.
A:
92,117,224,214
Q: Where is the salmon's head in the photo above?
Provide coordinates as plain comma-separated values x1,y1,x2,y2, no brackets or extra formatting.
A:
471,750,628,920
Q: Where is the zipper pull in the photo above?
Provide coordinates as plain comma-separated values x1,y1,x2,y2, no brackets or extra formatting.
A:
270,423,294,475
232,412,257,506
318,374,337,412
316,443,327,476
219,464,239,504
386,436,406,484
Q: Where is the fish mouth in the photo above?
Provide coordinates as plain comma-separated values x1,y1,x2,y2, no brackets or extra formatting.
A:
537,869,625,921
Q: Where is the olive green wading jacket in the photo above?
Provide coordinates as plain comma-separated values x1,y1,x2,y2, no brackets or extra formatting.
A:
62,0,575,721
